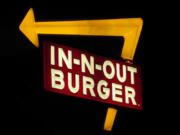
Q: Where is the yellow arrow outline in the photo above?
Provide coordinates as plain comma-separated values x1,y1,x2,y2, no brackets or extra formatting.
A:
19,8,143,61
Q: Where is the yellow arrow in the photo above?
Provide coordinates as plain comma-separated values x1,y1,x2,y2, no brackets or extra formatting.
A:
19,8,143,60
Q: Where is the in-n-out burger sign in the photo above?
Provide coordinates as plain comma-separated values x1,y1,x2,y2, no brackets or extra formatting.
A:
44,41,142,110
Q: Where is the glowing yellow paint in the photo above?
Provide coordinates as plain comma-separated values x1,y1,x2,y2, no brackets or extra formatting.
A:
104,108,117,131
19,8,143,60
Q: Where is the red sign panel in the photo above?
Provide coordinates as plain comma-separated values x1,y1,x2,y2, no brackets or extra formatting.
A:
43,41,143,110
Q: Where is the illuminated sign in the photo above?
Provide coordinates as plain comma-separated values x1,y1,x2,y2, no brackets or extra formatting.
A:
44,41,142,110
19,8,143,131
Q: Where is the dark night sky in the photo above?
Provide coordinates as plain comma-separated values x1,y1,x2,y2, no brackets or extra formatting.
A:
0,5,172,135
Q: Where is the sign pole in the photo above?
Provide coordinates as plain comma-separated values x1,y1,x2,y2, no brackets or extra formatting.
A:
104,107,118,131
104,54,131,131
104,58,133,131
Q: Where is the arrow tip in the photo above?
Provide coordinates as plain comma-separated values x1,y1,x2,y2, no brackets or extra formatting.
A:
19,8,39,47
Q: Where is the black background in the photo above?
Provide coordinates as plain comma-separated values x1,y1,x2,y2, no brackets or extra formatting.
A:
0,6,170,135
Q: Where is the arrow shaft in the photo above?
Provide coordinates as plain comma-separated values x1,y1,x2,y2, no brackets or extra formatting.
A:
35,19,135,36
